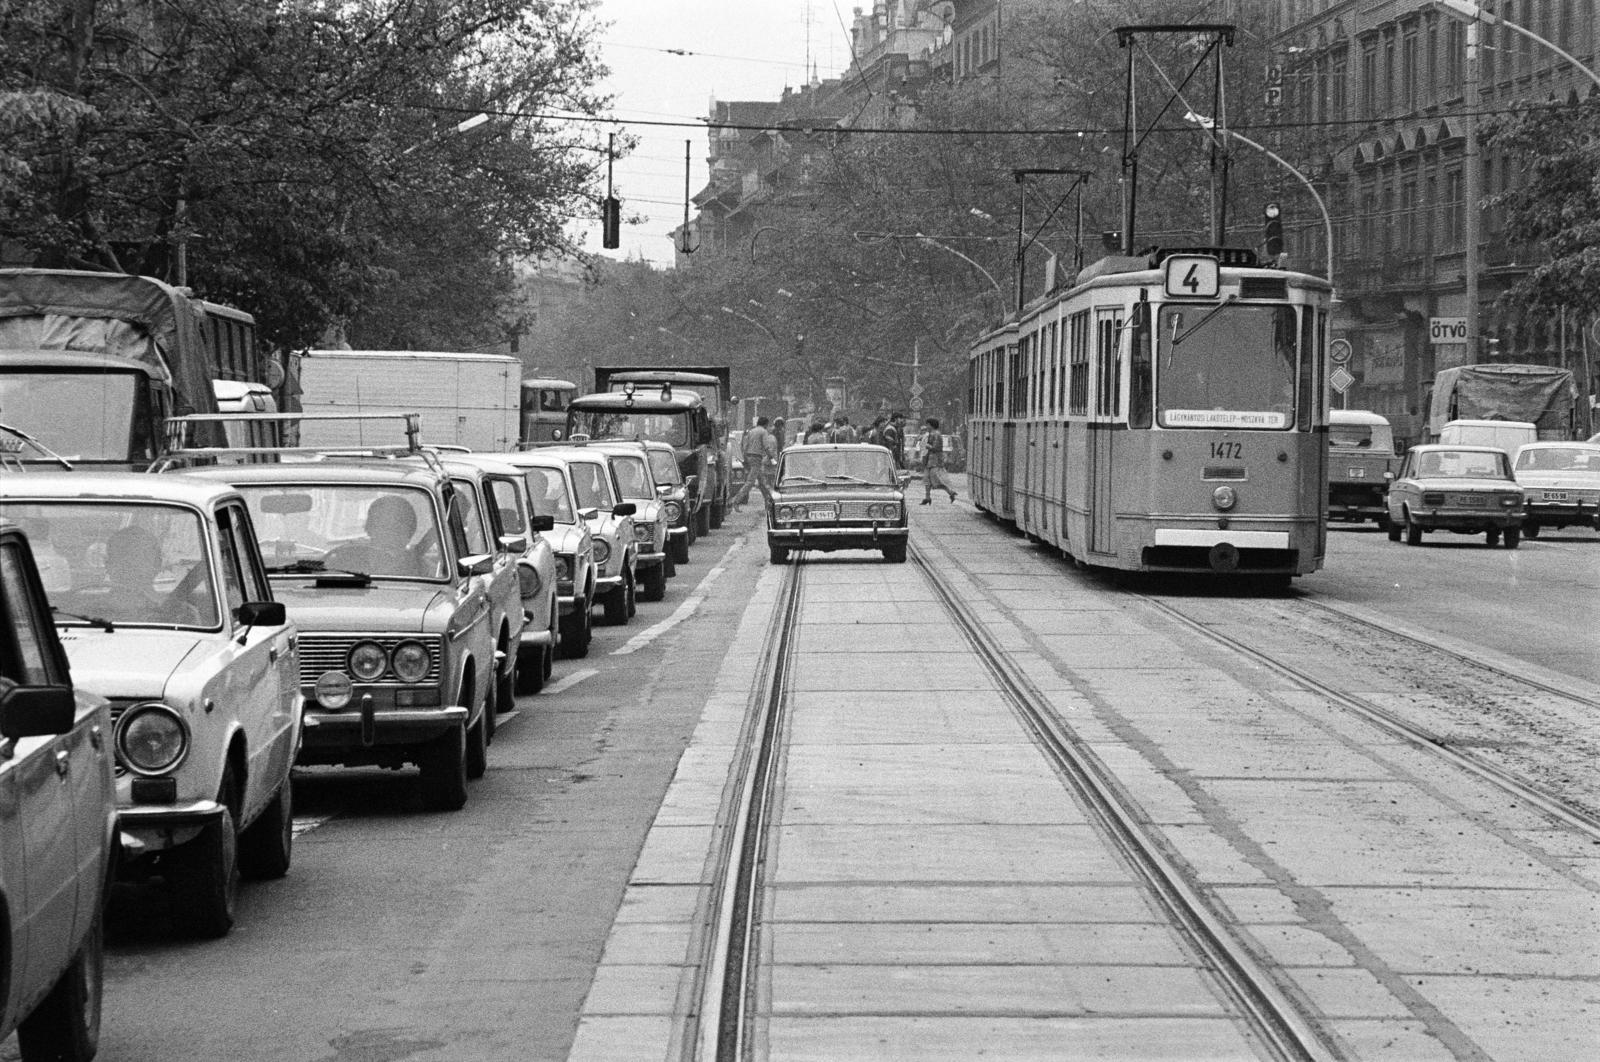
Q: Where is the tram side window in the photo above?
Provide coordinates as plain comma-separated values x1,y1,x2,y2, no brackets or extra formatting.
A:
1095,310,1122,417
1068,311,1090,416
1297,308,1316,431
1129,302,1153,429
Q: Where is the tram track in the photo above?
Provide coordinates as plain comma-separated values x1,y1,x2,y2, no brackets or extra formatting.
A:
1134,593,1600,841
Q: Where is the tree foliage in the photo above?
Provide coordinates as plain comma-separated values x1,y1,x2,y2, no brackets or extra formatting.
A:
1488,96,1600,322
0,0,608,350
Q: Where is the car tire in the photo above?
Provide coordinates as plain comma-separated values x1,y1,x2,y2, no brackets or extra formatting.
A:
710,500,725,529
172,768,240,938
1404,512,1423,546
671,533,691,564
1486,529,1501,546
625,568,637,617
883,542,908,563
560,595,591,658
1503,527,1520,549
603,582,630,625
17,906,102,1062
516,643,546,694
419,724,469,811
1386,517,1402,542
466,693,488,781
238,778,293,880
769,545,788,565
663,550,677,578
642,561,668,601
1524,523,1540,538
695,505,712,537
495,650,517,715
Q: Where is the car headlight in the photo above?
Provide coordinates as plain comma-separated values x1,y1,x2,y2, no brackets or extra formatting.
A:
777,505,798,521
347,640,388,682
1211,485,1237,511
116,703,189,776
518,562,543,600
868,502,902,519
664,500,683,523
315,671,353,709
1499,494,1521,508
593,539,612,566
391,640,431,683
634,521,655,543
556,555,574,583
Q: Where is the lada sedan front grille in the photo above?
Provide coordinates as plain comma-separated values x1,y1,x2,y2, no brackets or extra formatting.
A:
298,634,443,686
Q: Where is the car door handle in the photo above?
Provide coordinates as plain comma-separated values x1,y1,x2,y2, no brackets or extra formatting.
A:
55,749,70,777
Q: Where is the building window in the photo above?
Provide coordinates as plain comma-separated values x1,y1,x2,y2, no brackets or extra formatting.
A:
1444,20,1463,97
1331,55,1347,116
1402,28,1418,111
1383,34,1396,114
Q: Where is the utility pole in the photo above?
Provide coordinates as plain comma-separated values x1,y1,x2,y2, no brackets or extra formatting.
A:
1463,17,1481,364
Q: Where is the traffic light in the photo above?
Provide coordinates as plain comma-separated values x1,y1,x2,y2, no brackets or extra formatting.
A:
601,196,621,249
1263,202,1284,262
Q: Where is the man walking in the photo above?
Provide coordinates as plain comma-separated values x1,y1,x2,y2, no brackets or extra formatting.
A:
732,416,772,509
881,411,906,468
919,418,958,505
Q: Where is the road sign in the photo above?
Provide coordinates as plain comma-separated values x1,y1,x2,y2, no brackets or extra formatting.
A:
909,395,924,412
909,382,925,397
1329,366,1354,393
1329,338,1352,365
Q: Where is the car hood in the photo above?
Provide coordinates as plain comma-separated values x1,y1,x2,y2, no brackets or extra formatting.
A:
543,522,587,555
269,580,452,632
1516,471,1600,491
57,628,205,700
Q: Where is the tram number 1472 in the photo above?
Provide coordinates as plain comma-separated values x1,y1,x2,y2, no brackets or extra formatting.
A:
965,246,1334,582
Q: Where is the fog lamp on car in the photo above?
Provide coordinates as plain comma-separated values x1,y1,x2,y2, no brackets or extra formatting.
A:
315,670,354,709
391,640,431,683
131,777,178,804
1211,485,1238,511
116,702,189,776
348,640,388,682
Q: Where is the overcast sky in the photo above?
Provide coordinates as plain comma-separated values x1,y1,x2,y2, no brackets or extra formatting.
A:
583,1,853,266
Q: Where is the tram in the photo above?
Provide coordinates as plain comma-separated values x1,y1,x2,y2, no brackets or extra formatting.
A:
966,247,1332,581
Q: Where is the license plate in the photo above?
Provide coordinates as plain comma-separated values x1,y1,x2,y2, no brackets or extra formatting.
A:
1543,491,1570,502
1457,495,1487,507
809,506,836,520
1346,467,1366,478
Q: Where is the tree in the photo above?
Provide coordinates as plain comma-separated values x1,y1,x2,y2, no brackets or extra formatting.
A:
0,0,609,351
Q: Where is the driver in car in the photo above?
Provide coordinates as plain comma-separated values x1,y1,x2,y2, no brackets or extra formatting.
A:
327,495,430,576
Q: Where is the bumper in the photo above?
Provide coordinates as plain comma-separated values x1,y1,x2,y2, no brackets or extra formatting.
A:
558,591,582,616
768,525,908,552
518,623,556,648
1525,501,1598,526
118,799,226,859
1409,511,1523,532
300,703,469,752
668,526,689,540
594,573,624,593
635,549,667,569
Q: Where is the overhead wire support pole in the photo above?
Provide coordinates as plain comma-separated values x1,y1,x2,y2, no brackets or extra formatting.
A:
1012,168,1092,312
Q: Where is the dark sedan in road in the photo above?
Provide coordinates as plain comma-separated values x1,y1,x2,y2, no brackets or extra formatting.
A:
1385,444,1525,548
765,444,909,564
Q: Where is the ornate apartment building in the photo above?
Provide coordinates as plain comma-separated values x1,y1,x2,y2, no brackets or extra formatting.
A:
1274,0,1598,440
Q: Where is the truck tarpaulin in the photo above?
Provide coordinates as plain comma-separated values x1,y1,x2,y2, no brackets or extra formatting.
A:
1427,363,1586,440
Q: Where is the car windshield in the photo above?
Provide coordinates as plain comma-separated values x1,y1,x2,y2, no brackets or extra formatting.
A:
779,449,897,486
609,455,653,500
572,410,688,448
0,370,146,462
568,460,617,510
1515,446,1600,473
647,449,681,485
0,500,221,629
1413,450,1511,480
236,484,447,579
520,466,577,524
1330,422,1394,453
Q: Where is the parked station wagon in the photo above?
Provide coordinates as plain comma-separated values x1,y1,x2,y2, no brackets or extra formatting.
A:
593,441,673,600
1385,445,1525,548
0,474,301,938
496,451,597,659
766,444,910,564
191,459,495,811
543,447,638,625
1,519,118,1059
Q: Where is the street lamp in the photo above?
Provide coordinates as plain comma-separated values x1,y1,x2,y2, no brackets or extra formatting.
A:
1185,112,1335,282
1432,1,1600,92
910,233,1005,298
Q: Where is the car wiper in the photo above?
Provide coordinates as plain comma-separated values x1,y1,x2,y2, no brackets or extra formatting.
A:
781,475,823,484
824,475,876,484
312,569,374,585
265,559,326,574
52,606,115,632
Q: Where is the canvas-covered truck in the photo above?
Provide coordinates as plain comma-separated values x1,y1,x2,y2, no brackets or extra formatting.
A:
1427,364,1589,443
297,349,520,451
593,366,733,526
0,268,234,467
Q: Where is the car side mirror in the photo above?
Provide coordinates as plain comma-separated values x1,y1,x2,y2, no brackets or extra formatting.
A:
898,471,913,486
683,474,699,492
458,554,495,578
578,507,600,521
530,515,555,532
613,502,637,517
498,534,528,554
238,600,287,627
0,683,76,740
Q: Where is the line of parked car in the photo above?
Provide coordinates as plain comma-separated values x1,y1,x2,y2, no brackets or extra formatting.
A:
0,415,719,1060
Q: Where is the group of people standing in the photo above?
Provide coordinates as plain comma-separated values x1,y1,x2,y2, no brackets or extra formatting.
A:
731,410,957,508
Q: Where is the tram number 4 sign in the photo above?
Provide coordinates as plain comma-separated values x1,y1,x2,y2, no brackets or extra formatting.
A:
1163,255,1220,299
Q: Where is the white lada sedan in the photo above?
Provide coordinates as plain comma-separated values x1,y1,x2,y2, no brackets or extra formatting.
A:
0,474,302,939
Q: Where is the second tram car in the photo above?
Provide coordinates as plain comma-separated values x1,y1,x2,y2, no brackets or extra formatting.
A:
967,247,1332,582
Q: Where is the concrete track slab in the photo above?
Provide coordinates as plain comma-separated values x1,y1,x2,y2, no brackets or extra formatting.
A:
761,1015,1260,1061
769,922,1193,966
770,823,1132,884
768,883,1162,924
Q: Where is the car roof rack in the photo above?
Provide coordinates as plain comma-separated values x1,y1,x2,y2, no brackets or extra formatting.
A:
155,412,446,475
0,421,75,472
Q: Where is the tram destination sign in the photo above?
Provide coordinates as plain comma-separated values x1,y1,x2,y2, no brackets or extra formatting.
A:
1163,255,1220,299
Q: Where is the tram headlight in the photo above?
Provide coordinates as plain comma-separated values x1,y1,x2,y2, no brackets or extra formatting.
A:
1211,485,1238,511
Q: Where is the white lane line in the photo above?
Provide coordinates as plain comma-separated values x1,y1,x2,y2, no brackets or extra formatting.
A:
611,535,743,656
543,667,599,695
291,815,333,838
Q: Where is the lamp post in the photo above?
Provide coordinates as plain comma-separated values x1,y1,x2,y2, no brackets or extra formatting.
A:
1433,1,1600,93
910,233,1005,298
1185,112,1335,283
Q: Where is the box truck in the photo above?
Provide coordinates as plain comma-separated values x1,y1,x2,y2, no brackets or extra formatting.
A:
297,349,521,451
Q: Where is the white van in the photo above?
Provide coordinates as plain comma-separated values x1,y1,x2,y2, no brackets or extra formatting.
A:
1438,419,1537,457
212,379,280,448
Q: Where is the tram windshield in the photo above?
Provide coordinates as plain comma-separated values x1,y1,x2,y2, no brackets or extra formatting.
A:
1156,304,1299,429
